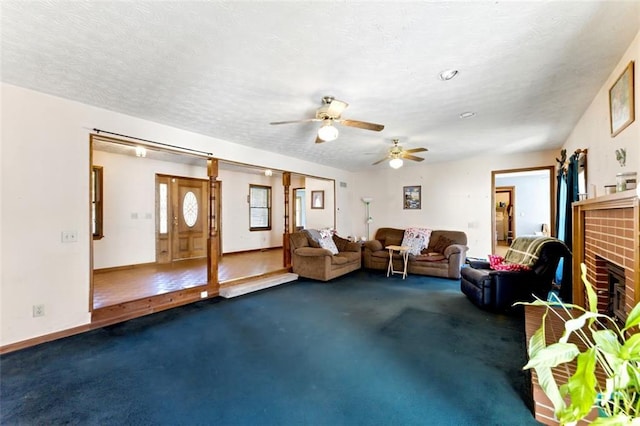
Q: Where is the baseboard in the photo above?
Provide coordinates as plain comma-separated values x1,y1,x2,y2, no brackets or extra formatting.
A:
0,324,92,355
222,246,283,256
93,262,157,273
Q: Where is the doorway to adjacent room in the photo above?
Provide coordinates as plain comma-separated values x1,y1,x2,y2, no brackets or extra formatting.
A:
491,166,555,255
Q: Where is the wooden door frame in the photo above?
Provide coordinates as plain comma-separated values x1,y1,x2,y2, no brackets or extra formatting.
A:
155,174,209,263
491,166,555,254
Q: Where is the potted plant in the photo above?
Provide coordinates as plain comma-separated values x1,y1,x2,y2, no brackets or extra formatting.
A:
520,263,640,425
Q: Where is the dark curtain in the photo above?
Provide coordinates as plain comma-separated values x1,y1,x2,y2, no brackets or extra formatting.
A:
555,152,579,302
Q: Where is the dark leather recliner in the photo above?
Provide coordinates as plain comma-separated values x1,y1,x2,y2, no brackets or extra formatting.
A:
460,238,571,312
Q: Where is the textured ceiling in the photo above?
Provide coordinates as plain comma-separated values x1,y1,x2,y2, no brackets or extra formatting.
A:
2,1,639,172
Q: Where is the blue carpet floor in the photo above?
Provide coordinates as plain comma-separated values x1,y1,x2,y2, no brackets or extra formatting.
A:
1,270,538,425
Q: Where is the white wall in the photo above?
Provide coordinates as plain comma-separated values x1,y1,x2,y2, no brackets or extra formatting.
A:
219,169,284,253
495,174,551,236
351,150,558,258
0,83,350,347
563,30,640,193
304,177,335,230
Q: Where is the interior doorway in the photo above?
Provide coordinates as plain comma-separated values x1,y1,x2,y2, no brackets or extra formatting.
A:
491,166,555,255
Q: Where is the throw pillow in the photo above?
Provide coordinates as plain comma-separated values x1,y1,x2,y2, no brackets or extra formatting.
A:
406,227,432,249
385,232,403,246
318,229,339,255
304,229,322,248
488,254,531,272
430,236,454,254
401,229,425,256
333,235,350,252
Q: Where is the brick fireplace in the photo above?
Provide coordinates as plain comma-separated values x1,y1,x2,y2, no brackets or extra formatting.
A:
572,190,639,322
528,190,640,425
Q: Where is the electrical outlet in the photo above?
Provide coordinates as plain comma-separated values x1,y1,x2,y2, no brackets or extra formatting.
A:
33,304,45,317
200,291,208,299
61,231,77,243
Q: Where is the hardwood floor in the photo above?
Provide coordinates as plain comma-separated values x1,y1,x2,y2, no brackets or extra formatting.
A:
93,248,285,309
495,241,510,257
218,248,285,283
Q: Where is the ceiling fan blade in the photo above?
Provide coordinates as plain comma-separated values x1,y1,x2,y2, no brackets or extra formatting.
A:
402,154,425,162
371,157,389,165
315,135,324,144
339,119,384,131
404,147,428,154
326,99,348,117
270,118,320,125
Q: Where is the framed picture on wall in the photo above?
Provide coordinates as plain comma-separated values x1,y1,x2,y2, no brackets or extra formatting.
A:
403,186,421,210
609,61,635,137
311,190,324,209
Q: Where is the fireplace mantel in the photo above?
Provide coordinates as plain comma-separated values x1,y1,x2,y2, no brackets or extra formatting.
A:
573,188,640,210
572,189,640,315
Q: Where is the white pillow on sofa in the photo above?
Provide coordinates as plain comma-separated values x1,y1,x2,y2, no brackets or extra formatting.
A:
318,229,339,255
401,231,425,256
406,227,432,249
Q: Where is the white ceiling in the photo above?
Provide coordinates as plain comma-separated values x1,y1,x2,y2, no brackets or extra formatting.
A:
2,1,639,172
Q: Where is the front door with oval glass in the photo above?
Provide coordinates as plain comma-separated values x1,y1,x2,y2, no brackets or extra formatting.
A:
156,175,209,263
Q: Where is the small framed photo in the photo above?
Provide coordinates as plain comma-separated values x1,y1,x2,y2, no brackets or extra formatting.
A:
403,186,421,210
311,190,324,209
609,61,635,137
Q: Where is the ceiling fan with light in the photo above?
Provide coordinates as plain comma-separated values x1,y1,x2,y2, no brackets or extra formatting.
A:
372,139,428,169
270,96,385,143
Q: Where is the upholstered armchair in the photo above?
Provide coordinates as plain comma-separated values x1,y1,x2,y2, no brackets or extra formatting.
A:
460,236,571,311
289,231,361,282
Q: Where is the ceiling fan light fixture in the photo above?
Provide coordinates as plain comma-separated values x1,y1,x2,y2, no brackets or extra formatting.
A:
317,121,339,141
439,69,459,81
389,157,403,169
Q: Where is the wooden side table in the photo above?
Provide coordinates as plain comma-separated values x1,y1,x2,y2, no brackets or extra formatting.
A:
385,245,410,279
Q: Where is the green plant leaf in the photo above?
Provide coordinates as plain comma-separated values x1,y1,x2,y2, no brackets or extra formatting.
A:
624,303,640,331
527,323,548,360
558,348,598,423
524,342,580,369
561,312,602,344
581,263,599,316
621,334,640,360
595,329,623,356
536,365,567,415
626,365,640,395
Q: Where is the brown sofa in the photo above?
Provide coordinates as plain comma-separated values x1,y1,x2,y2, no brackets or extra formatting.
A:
289,231,362,281
363,227,468,279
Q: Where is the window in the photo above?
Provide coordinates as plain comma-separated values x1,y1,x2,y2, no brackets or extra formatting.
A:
91,166,104,239
249,184,271,231
182,191,198,227
158,182,168,234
